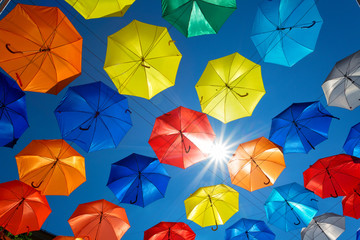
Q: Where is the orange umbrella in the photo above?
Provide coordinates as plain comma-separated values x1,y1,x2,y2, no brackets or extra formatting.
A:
0,4,82,94
16,139,86,196
0,180,51,235
68,199,130,240
228,137,285,191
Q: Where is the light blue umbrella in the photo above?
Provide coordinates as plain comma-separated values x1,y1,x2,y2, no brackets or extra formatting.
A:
265,182,318,231
343,122,360,158
226,218,275,240
251,0,323,67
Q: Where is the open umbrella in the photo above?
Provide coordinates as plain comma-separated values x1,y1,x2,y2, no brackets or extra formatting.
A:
149,106,216,169
251,0,323,67
225,218,275,240
303,154,360,198
107,153,170,207
269,101,338,153
65,0,135,19
264,182,318,231
195,52,265,123
184,184,238,231
16,139,86,196
0,4,82,94
0,72,28,148
104,20,182,99
344,122,360,157
342,183,360,219
68,199,130,240
301,213,345,240
322,50,360,110
0,180,51,235
228,137,285,192
161,0,236,37
144,222,196,240
55,82,132,153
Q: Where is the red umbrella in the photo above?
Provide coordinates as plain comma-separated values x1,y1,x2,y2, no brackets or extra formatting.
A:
144,222,196,240
0,180,51,235
68,199,130,240
342,184,360,219
148,106,216,169
303,154,360,198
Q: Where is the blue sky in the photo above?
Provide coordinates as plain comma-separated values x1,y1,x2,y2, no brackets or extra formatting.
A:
0,0,360,239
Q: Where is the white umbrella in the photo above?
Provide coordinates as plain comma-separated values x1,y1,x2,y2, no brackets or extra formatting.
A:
301,213,345,240
322,50,360,110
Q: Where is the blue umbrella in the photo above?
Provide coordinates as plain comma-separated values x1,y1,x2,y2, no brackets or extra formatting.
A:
107,153,170,207
264,182,318,232
343,122,360,158
269,101,338,153
55,82,132,152
251,0,323,67
0,72,28,148
225,218,275,240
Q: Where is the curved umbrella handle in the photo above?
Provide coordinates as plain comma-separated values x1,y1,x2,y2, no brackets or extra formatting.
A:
184,144,191,153
264,175,271,185
79,126,91,131
310,198,318,202
130,193,138,204
235,92,248,98
125,109,132,114
211,224,218,231
294,216,301,225
5,43,23,54
168,40,175,45
330,192,338,198
141,63,150,68
31,181,43,189
301,21,316,29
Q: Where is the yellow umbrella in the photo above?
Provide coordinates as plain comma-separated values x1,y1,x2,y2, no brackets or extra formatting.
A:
104,20,182,100
184,184,238,231
65,0,135,19
195,52,265,123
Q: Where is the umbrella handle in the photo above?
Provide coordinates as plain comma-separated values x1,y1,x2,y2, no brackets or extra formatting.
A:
264,178,270,185
235,92,248,98
130,193,138,204
184,145,191,153
168,40,175,45
294,216,301,225
141,63,150,68
31,181,43,189
125,109,132,114
5,43,23,54
83,236,90,240
330,192,338,198
301,21,316,29
211,224,218,231
310,198,318,202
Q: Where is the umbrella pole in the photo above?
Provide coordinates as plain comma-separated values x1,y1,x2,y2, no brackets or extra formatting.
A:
31,158,59,189
285,200,301,225
208,195,218,231
130,173,142,204
168,227,171,240
180,131,191,153
294,122,316,150
325,168,339,198
250,157,271,185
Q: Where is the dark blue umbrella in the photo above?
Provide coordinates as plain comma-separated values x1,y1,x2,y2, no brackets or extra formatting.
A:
107,153,170,207
0,72,28,147
265,182,318,232
269,101,338,153
343,122,360,158
225,218,275,240
55,82,132,152
251,0,323,67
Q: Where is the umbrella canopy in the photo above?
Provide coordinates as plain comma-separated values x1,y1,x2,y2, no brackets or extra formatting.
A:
184,184,238,231
264,182,318,231
0,4,82,94
148,106,216,169
225,218,275,240
322,50,360,110
228,137,285,192
107,153,170,207
0,180,51,235
269,101,338,153
161,0,236,38
16,139,86,196
55,82,132,153
144,222,196,240
104,20,182,100
251,0,323,67
303,154,360,198
195,52,265,123
344,122,360,157
0,72,28,148
342,183,360,219
301,213,345,240
68,199,130,240
65,0,135,19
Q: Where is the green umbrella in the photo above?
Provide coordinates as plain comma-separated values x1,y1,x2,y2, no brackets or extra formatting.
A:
162,0,236,37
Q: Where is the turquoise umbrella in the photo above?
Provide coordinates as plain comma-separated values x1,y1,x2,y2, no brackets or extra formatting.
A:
265,182,318,231
251,0,323,67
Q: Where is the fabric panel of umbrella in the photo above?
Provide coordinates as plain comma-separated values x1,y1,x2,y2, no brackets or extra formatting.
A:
225,218,275,240
322,50,360,110
301,213,345,240
16,139,86,196
104,20,182,100
343,122,360,158
144,222,196,240
0,4,82,94
228,137,285,192
107,153,170,207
